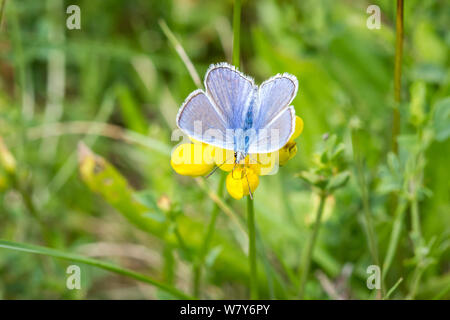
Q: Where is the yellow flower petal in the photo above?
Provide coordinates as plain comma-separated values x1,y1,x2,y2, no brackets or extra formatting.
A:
213,147,235,172
290,116,304,141
170,143,215,176
279,141,297,166
226,167,259,200
254,153,278,175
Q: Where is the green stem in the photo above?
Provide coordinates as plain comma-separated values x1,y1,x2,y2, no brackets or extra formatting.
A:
351,130,383,296
232,0,241,68
382,198,408,280
9,172,52,244
158,19,202,88
408,263,424,300
0,0,7,30
174,227,189,256
162,244,175,285
299,192,326,299
408,196,424,299
392,0,404,153
247,196,258,299
383,277,403,300
193,172,226,297
410,197,421,239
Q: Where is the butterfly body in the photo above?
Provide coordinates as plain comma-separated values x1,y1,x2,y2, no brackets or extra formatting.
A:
176,62,298,166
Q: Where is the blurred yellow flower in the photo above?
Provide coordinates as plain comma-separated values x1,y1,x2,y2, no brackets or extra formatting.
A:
278,141,298,166
170,143,215,176
226,166,259,200
171,116,304,199
291,116,304,141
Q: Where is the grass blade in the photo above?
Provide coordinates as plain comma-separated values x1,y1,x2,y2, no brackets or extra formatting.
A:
383,277,403,300
0,239,193,299
232,0,241,67
158,19,202,88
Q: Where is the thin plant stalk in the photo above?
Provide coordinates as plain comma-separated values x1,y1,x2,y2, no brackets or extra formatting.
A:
0,0,7,30
193,172,226,297
385,0,405,288
247,195,258,299
408,196,424,299
232,0,241,68
158,19,202,88
40,0,66,162
410,197,421,238
173,226,189,256
408,262,425,300
298,192,326,299
351,129,383,296
383,277,403,300
392,0,404,154
382,198,408,280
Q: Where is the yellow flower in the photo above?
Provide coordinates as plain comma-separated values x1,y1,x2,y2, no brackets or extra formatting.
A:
171,115,304,199
212,147,235,172
226,166,259,200
170,143,215,176
291,116,304,141
0,137,16,174
252,152,277,175
278,115,304,166
249,115,304,169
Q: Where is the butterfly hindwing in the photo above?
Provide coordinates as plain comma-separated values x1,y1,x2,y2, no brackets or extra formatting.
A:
247,74,298,153
248,106,296,154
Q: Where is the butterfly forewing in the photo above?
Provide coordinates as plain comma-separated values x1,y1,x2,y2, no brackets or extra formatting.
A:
205,63,257,130
255,74,298,130
176,89,234,150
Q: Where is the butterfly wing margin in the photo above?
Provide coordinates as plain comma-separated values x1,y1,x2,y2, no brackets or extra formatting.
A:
247,106,296,154
176,89,235,150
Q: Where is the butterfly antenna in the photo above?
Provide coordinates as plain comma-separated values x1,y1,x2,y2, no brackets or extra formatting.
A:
205,154,235,179
205,165,220,179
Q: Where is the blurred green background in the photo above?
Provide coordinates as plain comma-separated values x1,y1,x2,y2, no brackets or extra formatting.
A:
0,0,449,299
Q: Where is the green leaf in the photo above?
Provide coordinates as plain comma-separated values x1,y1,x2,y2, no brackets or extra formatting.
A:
205,246,223,268
133,190,161,212
0,239,193,299
433,97,450,142
409,81,426,126
115,84,148,134
330,144,345,162
143,211,166,223
397,134,421,154
326,171,350,192
298,171,320,185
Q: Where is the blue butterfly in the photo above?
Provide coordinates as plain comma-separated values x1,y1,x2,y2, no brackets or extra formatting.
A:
176,62,298,165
